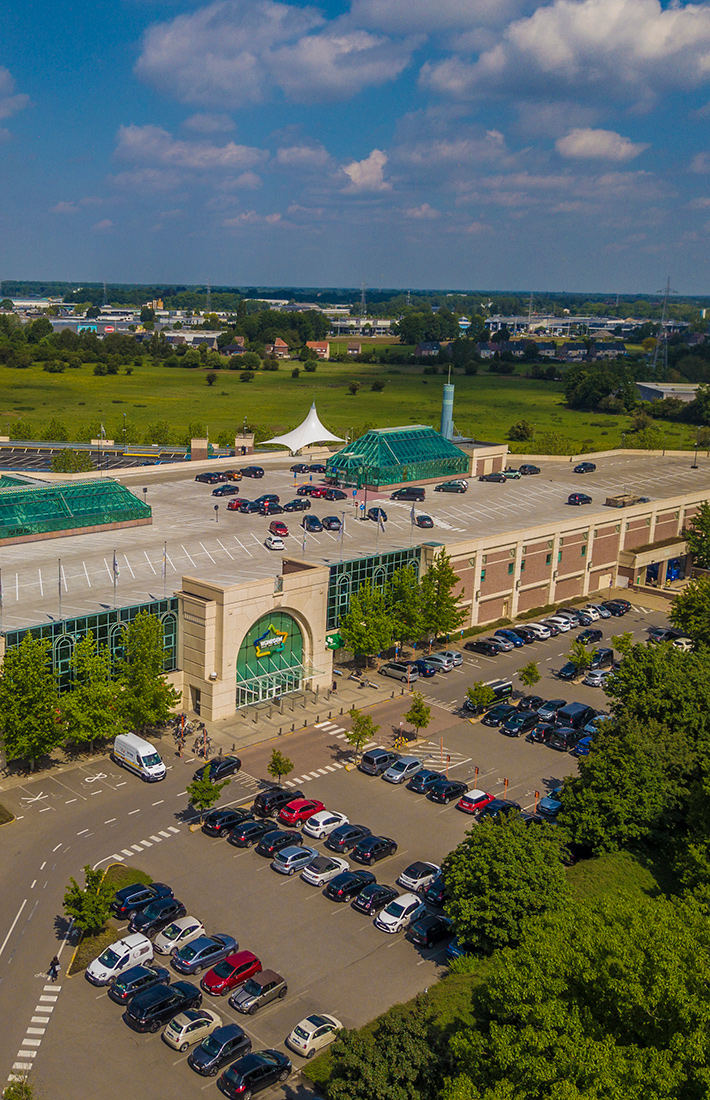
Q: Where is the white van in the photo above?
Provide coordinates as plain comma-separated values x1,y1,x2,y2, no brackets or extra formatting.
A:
85,933,153,986
113,733,166,782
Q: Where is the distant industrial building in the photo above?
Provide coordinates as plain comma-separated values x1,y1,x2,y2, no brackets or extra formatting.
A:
635,383,699,404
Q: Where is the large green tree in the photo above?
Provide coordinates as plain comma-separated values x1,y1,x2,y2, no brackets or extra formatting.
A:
0,634,63,769
386,566,424,646
670,574,710,646
683,501,710,568
62,633,127,751
345,707,380,759
51,450,94,474
442,812,570,955
339,580,394,665
117,612,181,731
63,865,114,935
328,1000,439,1100
419,550,465,644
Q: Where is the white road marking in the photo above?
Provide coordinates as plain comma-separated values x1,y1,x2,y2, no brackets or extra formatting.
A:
111,853,124,862
128,809,141,815
159,830,171,839
52,843,62,852
39,862,46,870
150,835,162,843
0,899,27,960
26,1029,45,1036
167,826,180,833
139,839,153,847
121,849,134,857
131,844,144,852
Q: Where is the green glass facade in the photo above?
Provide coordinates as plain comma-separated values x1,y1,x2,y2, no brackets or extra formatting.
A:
2,598,178,691
236,610,306,708
326,425,469,487
327,547,421,630
0,479,151,542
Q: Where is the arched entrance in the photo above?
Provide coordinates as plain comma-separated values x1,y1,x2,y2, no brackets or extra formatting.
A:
235,611,306,709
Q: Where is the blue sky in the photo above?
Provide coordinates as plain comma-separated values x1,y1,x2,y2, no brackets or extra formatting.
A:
3,0,710,294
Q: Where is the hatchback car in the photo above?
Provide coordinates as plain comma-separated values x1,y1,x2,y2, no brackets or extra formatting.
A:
153,917,206,957
271,845,319,875
162,1007,222,1053
428,779,468,804
456,789,495,815
367,506,388,522
538,787,563,820
537,698,567,721
240,466,264,478
351,883,399,914
227,820,275,848
351,835,398,865
125,980,202,1033
324,869,376,902
255,829,302,858
302,515,323,532
434,479,468,493
129,897,187,938
325,488,348,501
290,463,309,474
321,516,342,531
481,703,517,727
479,472,506,483
509,626,536,644
111,882,173,921
406,914,453,948
358,748,398,776
303,809,349,839
260,502,285,516
502,467,522,479
501,712,539,738
172,934,237,976
494,628,525,648
397,861,440,892
195,472,226,484
475,798,522,822
579,628,603,645
383,756,422,784
406,768,445,794
201,951,262,998
572,735,593,757
193,755,242,783
300,854,350,886
465,639,502,657
519,464,540,475
414,514,434,528
268,520,289,537
379,661,418,682
325,823,372,853
202,807,254,838
527,722,556,744
278,798,325,827
218,1049,291,1098
558,661,580,680
544,616,572,632
108,963,170,1004
230,970,287,1015
252,787,305,817
435,649,463,667
286,1014,342,1059
517,693,545,712
583,668,611,687
188,1022,252,1076
568,492,592,505
283,497,311,511
410,658,437,676
375,892,426,933
226,498,251,512
264,535,285,551
574,461,596,473
602,599,630,616
425,654,454,672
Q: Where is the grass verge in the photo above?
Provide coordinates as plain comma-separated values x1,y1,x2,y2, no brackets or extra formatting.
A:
67,864,151,975
0,803,15,825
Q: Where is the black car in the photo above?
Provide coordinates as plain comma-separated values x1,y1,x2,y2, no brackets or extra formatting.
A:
527,721,556,744
391,487,425,501
517,694,545,712
188,1023,252,1077
212,485,241,497
202,807,254,838
238,501,261,514
108,964,170,1004
227,820,275,848
558,662,579,681
547,726,581,752
290,463,309,474
501,712,538,738
193,756,242,783
252,787,305,817
465,639,501,657
218,1049,291,1099
568,492,592,506
239,466,264,478
308,463,327,473
351,835,398,865
481,704,517,727
422,874,446,908
578,628,603,645
414,514,434,529
195,472,226,484
325,488,348,501
259,502,284,515
254,829,302,857
602,599,630,616
124,980,201,1032
427,779,468,804
519,464,540,475
434,480,468,493
509,626,536,644
324,869,377,902
367,507,388,523
479,472,506,483
405,914,452,948
475,798,522,822
325,823,372,853
573,461,596,473
254,494,279,507
129,897,186,937
351,883,399,914
283,498,311,512
321,516,342,531
111,882,173,920
302,515,323,532
589,646,614,669
406,768,445,794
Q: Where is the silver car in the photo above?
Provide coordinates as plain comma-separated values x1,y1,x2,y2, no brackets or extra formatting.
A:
229,970,287,1014
270,845,318,875
300,855,349,887
382,756,423,785
583,669,611,688
433,650,463,667
426,654,454,672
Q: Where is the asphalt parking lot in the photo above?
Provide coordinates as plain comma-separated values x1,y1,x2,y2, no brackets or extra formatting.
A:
1,451,706,629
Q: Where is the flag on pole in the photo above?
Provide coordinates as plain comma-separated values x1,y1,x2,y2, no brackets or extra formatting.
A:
162,544,167,580
378,513,386,533
302,531,307,553
112,551,120,580
0,568,3,609
410,504,415,524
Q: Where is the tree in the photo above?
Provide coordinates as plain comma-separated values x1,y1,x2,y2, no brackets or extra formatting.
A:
51,449,94,473
63,864,114,935
140,306,155,323
465,682,496,713
442,812,570,955
206,372,217,386
508,419,533,441
266,748,294,785
0,298,13,311
386,566,423,647
0,634,63,769
403,693,431,737
3,1078,38,1100
328,1000,439,1100
291,367,300,378
419,550,465,644
239,371,255,382
567,638,592,673
339,580,394,665
518,661,540,688
61,633,127,751
347,380,361,395
185,770,230,820
611,630,635,656
345,707,380,760
670,574,710,645
117,612,181,731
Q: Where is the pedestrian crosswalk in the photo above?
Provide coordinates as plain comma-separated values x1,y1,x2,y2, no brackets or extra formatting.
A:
420,694,460,714
9,984,63,1083
111,825,180,863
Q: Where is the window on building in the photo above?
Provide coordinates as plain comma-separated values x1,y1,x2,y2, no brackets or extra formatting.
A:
508,562,514,575
581,546,586,557
480,569,486,582
520,559,526,571
546,553,552,565
558,550,562,563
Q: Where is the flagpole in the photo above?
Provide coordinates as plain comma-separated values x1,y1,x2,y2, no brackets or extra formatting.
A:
375,516,380,554
113,550,117,608
162,541,167,599
0,568,3,634
58,558,62,620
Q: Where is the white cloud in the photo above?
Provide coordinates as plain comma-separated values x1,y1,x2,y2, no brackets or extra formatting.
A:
342,148,390,191
222,210,282,226
276,142,330,168
114,124,265,170
420,0,710,108
688,196,710,209
50,196,103,214
396,129,510,167
92,219,113,232
108,167,184,192
0,66,31,122
349,0,530,35
691,152,710,173
403,202,441,218
136,0,413,107
183,113,235,133
556,127,649,160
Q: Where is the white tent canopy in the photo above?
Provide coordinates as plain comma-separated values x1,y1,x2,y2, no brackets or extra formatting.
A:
261,401,344,455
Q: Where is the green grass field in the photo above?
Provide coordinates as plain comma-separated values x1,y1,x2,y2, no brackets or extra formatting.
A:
0,357,692,453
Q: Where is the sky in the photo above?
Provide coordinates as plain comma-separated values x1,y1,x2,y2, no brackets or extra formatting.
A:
3,0,710,295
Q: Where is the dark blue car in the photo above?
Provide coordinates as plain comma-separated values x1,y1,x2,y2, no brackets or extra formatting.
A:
494,629,525,648
410,659,437,677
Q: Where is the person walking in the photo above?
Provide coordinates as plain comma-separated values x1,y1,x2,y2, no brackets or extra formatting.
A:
48,955,60,982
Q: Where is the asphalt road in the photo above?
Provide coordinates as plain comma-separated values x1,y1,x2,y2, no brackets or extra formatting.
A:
0,599,669,1099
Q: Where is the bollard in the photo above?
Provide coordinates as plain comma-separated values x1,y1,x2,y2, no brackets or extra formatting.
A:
391,691,394,699
291,723,295,731
232,743,235,752
316,715,320,724
328,711,332,719
340,707,344,716
279,728,282,736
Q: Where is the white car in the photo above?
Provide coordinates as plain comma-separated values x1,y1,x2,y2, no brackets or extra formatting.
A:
374,892,426,933
582,605,600,621
545,616,572,632
303,810,349,839
264,535,285,551
583,669,611,688
85,933,153,986
397,861,440,892
153,916,206,956
301,855,350,886
672,636,693,652
287,1013,343,1059
162,1008,222,1052
524,623,551,640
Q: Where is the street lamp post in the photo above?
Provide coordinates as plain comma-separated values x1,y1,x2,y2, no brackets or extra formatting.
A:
692,443,699,470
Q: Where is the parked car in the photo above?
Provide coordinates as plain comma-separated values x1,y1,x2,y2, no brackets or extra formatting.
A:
501,711,539,738
602,599,630,616
509,625,536,644
230,970,287,1015
391,486,425,501
465,639,500,657
573,461,596,473
195,472,226,484
325,824,372,853
300,854,350,887
425,654,454,672
494,628,525,648
475,798,521,822
188,1022,252,1076
324,869,377,901
397,861,440,892
303,810,349,839
568,493,592,505
278,798,325,827
578,628,603,645
434,480,468,493
212,484,241,497
108,963,170,1005
519,464,540,475
537,698,566,721
217,1050,291,1097
271,845,319,876
414,514,434,528
252,787,305,817
524,622,551,640
193,755,241,783
254,829,302,858
379,661,418,683
227,820,275,848
410,658,437,676
358,748,399,776
374,893,426,933
129,898,187,938
583,668,611,687
446,936,473,961
547,726,581,752
479,472,506,483
162,1007,222,1052
481,703,517,727
422,873,446,907
325,488,348,501
172,934,238,976
544,616,572,632
224,470,242,481
290,463,309,474
264,535,285,550
457,789,495,815
526,722,556,744
321,516,342,531
226,498,250,511
283,498,311,512
428,779,468,804
286,1014,342,1059
517,693,545,711
382,756,422,784
572,736,593,757
153,917,206,957
434,649,463,666
351,883,399,914
558,661,580,681
125,981,202,1033
406,914,452,948
308,463,327,473
557,701,597,728
502,467,521,479
201,951,262,998
406,769,445,794
351,835,398,865
302,515,323,532
202,808,254,838
541,620,561,637
367,507,388,522
538,787,563,820
239,466,264,478
111,882,173,920
587,602,611,618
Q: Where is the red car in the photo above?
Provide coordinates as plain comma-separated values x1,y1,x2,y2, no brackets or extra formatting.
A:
278,798,325,827
456,790,495,815
227,498,249,511
200,950,262,997
269,520,289,537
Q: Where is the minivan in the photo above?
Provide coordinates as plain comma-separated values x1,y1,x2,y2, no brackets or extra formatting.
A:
252,787,305,817
379,661,418,683
556,702,597,729
547,726,581,752
358,748,399,776
390,486,425,501
113,733,166,782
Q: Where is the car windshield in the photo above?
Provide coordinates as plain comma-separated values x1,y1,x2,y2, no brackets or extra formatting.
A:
98,947,120,967
386,901,405,917
243,978,262,996
212,960,232,978
141,752,162,768
390,762,406,773
179,944,199,960
162,923,180,940
143,902,163,919
293,1025,310,1041
202,1035,223,1057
